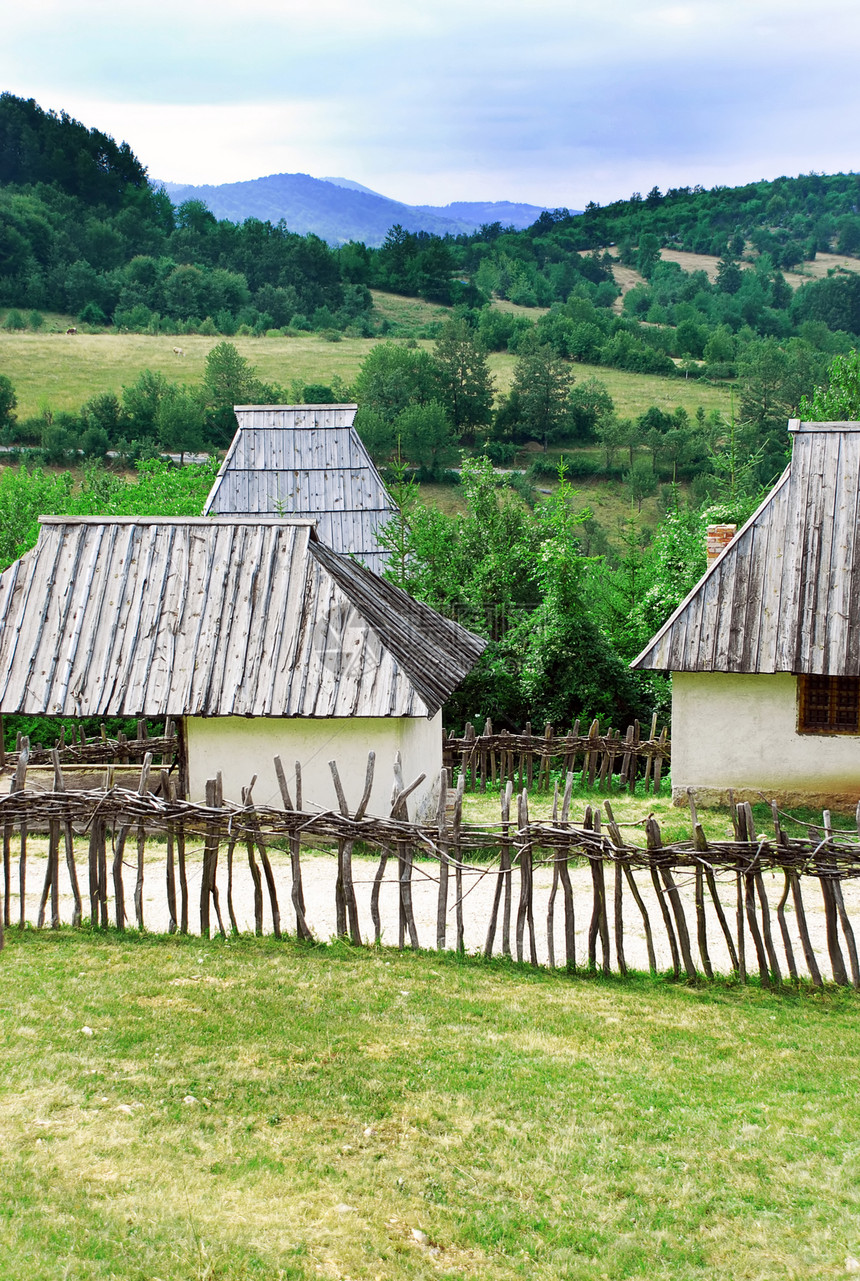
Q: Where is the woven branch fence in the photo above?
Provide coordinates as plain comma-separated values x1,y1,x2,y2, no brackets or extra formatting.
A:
0,718,177,771
0,714,668,796
444,716,670,795
2,742,859,991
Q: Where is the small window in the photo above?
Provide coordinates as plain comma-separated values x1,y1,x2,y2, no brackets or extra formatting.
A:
798,674,860,734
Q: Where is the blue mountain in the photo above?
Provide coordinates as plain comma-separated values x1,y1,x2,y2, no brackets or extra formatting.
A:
155,172,557,246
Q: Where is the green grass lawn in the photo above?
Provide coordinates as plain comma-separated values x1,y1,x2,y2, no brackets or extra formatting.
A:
2,928,859,1280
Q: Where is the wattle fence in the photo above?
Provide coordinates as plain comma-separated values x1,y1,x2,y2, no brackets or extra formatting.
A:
1,739,859,991
443,716,670,794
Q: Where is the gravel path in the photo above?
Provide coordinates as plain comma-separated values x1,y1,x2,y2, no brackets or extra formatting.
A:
11,836,860,982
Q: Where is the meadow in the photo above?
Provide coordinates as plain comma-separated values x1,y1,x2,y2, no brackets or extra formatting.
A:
2,924,859,1281
0,303,732,424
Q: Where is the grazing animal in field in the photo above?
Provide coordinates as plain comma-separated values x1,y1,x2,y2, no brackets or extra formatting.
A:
173,346,184,356
66,327,77,335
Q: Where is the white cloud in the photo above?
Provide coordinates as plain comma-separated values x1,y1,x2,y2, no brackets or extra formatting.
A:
3,0,860,203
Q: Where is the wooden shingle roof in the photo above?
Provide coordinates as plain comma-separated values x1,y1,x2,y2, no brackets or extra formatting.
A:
0,518,485,718
203,404,396,574
633,421,860,675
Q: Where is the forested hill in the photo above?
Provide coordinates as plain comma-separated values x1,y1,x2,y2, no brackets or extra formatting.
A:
0,92,149,206
508,174,860,265
0,93,370,333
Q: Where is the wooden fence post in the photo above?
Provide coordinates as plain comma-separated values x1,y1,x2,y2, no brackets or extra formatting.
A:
515,789,537,966
161,770,178,935
546,782,560,968
273,755,312,942
484,780,513,959
437,769,449,952
452,773,465,954
825,809,860,988
329,754,373,946
133,752,153,931
606,799,656,974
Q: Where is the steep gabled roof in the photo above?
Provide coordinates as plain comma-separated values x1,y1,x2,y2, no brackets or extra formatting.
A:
0,517,485,718
203,404,396,574
633,421,860,675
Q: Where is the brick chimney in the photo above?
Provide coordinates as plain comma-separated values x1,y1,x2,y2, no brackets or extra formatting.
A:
706,524,736,564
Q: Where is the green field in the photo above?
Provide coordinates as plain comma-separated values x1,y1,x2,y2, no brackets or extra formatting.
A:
1,928,858,1281
0,324,732,424
487,353,732,420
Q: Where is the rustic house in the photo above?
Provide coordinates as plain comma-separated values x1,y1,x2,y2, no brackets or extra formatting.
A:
632,420,860,808
203,404,397,574
0,516,484,814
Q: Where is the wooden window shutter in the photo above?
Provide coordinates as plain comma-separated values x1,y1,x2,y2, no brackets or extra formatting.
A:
798,675,860,734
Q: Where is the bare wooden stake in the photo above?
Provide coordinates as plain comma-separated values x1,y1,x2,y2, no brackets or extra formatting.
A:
15,816,26,931
653,827,696,979
816,826,848,985
176,819,188,935
201,779,216,937
789,871,821,986
225,832,239,935
729,873,744,984
135,823,146,931
703,867,738,972
693,865,713,978
613,858,627,977
273,755,311,941
2,816,9,932
161,771,177,934
329,759,353,940
242,784,263,936
437,769,450,952
112,825,129,931
515,789,537,965
744,873,771,988
453,773,465,954
87,821,100,927
775,872,797,981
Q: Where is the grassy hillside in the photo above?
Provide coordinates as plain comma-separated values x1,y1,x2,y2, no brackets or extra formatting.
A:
2,928,858,1280
0,326,732,422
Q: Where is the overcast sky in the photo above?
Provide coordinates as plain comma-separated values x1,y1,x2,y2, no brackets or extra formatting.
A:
4,0,860,208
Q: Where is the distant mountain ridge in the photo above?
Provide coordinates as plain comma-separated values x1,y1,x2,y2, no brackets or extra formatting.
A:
154,172,556,246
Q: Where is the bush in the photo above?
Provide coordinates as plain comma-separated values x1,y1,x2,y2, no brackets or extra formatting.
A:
704,361,737,380
2,309,25,331
113,303,155,331
561,455,603,478
506,472,536,506
477,439,517,465
80,426,110,459
78,301,107,325
527,456,562,480
41,422,75,464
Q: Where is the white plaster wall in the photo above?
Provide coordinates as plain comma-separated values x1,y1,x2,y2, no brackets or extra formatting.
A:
672,672,860,805
184,712,443,819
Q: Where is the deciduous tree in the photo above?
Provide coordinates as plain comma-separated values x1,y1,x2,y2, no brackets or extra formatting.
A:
432,318,494,441
509,334,574,450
